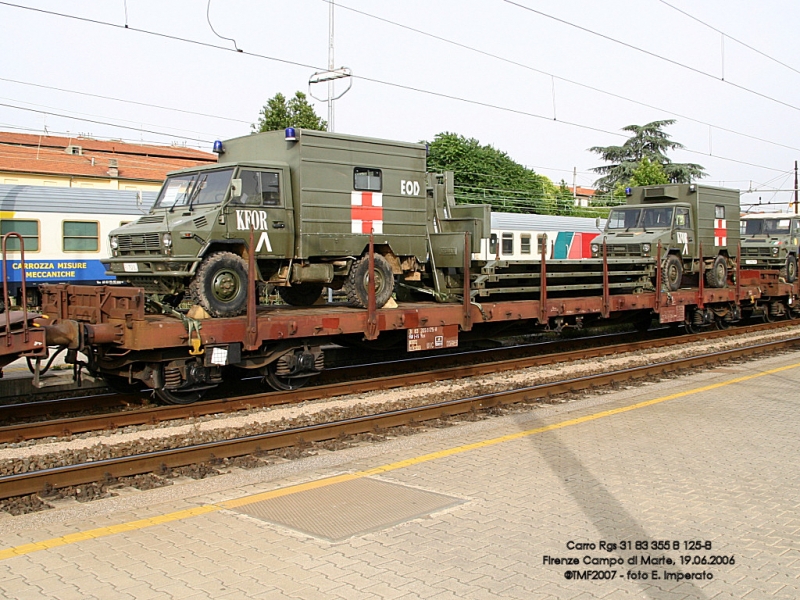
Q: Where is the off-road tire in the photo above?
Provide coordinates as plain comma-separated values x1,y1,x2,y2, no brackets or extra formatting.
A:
780,255,797,283
705,255,728,288
344,254,394,308
189,251,248,317
278,283,324,307
662,254,683,291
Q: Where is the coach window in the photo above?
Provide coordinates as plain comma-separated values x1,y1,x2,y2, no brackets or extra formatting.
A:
63,221,99,252
237,170,280,206
489,233,498,255
354,168,382,192
675,207,691,229
521,234,531,255
501,232,514,255
715,205,725,219
0,219,39,251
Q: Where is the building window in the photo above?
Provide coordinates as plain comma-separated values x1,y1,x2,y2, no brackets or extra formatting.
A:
501,232,514,255
521,234,531,254
63,221,99,252
0,219,39,251
354,168,382,192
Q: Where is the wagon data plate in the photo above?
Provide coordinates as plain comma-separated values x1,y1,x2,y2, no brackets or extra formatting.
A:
123,263,139,272
407,324,459,352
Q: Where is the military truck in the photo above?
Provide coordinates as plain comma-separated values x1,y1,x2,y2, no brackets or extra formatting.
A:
740,213,800,282
591,184,740,291
106,128,487,317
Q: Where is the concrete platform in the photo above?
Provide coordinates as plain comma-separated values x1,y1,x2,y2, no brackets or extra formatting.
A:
1,350,799,599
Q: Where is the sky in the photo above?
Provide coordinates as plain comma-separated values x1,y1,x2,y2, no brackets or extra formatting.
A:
1,0,800,210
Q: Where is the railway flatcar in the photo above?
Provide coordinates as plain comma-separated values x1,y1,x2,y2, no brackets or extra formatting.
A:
0,184,154,308
481,212,605,261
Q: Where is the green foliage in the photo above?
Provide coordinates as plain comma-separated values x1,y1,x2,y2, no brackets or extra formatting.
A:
426,132,565,214
253,91,327,132
589,120,705,192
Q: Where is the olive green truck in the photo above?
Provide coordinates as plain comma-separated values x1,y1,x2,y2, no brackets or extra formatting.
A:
106,128,487,316
591,184,741,291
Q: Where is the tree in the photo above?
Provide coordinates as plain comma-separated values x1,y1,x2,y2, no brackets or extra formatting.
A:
253,91,327,132
589,120,705,192
425,132,560,214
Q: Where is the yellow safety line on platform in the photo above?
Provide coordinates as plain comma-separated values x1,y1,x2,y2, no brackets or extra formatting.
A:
1,360,798,561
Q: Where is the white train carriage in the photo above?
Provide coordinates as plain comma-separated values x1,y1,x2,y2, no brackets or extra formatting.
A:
476,212,605,261
0,184,154,307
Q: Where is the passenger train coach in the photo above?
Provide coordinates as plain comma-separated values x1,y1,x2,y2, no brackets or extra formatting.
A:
0,184,154,307
0,183,600,308
478,212,605,261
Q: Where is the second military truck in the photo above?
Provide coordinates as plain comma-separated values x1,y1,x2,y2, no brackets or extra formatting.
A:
591,184,740,291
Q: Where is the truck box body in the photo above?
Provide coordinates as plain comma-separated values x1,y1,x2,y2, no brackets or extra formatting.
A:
219,129,429,261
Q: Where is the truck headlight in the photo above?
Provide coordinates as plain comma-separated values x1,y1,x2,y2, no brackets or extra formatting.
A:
591,244,600,254
162,233,172,247
642,243,651,252
109,236,118,250
772,247,779,255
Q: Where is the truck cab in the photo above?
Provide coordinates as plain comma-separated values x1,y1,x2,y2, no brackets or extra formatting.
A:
740,213,800,282
591,184,740,291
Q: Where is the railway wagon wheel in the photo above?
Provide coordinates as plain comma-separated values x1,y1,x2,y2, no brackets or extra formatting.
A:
278,283,324,307
344,254,394,308
705,255,728,288
189,251,248,317
155,386,208,404
662,254,683,291
262,363,312,391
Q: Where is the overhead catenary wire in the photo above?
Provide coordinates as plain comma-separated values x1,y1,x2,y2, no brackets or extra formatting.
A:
0,1,792,176
501,0,800,115
329,0,800,154
656,0,800,78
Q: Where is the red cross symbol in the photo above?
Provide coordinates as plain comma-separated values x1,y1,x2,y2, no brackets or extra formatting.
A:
714,219,727,246
351,191,383,234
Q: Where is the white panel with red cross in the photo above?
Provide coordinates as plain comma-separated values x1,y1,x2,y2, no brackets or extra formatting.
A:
351,191,383,234
714,219,727,246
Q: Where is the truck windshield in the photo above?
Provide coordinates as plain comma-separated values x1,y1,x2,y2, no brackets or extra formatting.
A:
607,207,674,230
154,169,234,209
741,218,791,235
607,208,641,230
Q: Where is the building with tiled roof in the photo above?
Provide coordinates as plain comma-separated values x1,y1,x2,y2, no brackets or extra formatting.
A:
0,132,217,191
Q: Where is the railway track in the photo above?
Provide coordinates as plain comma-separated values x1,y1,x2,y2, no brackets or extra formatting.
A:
0,325,798,502
0,320,794,442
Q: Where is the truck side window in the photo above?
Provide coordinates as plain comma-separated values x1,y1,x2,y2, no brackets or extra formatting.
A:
675,208,691,229
238,171,280,206
354,168,382,192
715,205,725,219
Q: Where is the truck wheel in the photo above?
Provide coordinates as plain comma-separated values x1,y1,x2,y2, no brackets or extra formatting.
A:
189,251,248,317
278,283,323,307
662,254,682,291
780,255,797,283
705,255,728,288
345,254,394,308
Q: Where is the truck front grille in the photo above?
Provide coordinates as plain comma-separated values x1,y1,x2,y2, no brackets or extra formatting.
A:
117,233,161,252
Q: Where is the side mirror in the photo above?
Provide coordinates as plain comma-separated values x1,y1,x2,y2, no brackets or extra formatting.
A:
230,178,242,199
595,217,602,230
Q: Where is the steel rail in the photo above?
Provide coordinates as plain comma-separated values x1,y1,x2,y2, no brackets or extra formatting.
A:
0,321,797,443
0,335,798,501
